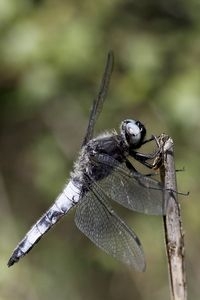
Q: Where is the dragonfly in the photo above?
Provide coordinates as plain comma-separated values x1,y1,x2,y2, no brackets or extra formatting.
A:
8,51,166,271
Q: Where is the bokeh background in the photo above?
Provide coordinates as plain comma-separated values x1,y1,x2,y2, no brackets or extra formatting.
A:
0,0,199,299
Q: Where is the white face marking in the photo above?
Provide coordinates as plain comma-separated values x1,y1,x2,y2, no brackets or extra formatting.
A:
120,119,146,147
127,122,141,136
126,121,141,144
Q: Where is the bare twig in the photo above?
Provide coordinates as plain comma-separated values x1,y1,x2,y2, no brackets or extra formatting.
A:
158,134,187,300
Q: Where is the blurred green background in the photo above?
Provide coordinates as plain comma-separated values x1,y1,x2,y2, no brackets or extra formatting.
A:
0,0,199,299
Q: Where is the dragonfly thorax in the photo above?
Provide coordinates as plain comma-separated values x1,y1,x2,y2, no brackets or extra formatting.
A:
120,119,146,149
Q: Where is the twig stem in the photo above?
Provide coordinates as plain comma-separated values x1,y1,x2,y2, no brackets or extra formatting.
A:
159,134,187,300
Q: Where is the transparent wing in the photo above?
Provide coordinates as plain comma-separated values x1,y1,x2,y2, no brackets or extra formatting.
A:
82,51,114,147
90,153,166,215
75,180,146,271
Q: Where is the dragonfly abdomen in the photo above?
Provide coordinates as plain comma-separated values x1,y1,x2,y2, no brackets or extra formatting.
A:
8,180,81,267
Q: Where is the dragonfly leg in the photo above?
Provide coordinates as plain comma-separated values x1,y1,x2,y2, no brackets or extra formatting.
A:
129,135,162,169
125,159,158,177
141,134,155,145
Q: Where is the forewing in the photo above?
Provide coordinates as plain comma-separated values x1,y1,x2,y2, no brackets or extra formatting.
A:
82,51,114,147
75,181,146,271
91,153,166,215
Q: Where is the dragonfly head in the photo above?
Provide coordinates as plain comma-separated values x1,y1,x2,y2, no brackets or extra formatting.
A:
120,119,146,149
